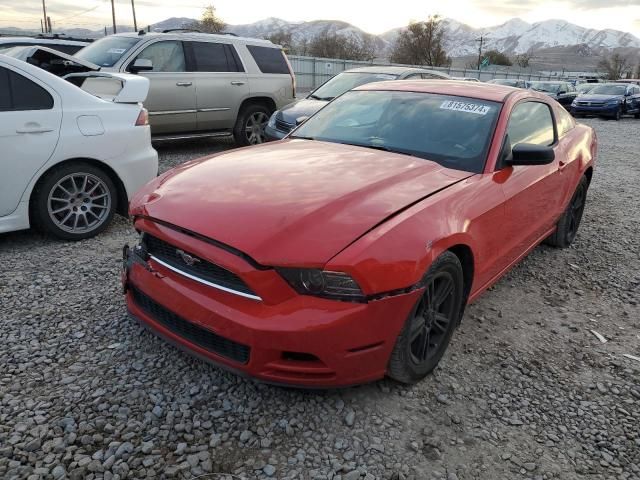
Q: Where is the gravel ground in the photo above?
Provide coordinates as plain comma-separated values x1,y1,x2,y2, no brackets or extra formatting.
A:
1,118,639,480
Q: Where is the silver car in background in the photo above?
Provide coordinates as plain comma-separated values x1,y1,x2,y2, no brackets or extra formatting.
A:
265,66,450,140
75,31,296,145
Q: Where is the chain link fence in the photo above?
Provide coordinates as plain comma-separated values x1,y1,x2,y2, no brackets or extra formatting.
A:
289,55,559,91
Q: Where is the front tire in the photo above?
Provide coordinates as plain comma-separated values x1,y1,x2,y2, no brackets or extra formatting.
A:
233,104,271,146
387,252,464,384
31,162,117,240
544,175,589,248
614,107,622,121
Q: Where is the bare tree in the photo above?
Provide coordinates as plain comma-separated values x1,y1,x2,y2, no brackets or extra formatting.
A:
265,30,295,52
514,53,532,68
188,5,225,34
598,53,632,80
484,50,512,66
308,28,376,61
390,15,450,67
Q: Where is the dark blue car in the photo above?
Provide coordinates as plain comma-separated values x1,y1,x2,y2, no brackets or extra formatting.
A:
571,83,640,120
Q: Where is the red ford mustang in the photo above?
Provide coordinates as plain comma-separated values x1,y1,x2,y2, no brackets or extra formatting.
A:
123,81,596,387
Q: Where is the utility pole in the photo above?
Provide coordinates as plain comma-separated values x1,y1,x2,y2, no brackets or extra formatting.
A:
476,35,486,70
47,16,52,34
131,0,138,31
40,19,44,33
41,0,48,33
110,0,117,34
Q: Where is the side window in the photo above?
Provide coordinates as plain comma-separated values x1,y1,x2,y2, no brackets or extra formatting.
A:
134,41,185,72
423,73,442,79
405,73,423,80
507,102,555,147
246,45,290,74
188,42,242,72
0,67,10,111
0,66,53,111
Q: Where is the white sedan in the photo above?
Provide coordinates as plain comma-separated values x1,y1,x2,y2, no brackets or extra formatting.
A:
0,52,158,240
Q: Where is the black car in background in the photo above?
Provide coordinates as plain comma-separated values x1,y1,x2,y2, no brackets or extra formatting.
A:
528,81,578,107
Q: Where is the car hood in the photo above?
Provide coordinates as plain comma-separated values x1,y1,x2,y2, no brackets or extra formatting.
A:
578,94,623,102
277,98,327,124
131,140,472,265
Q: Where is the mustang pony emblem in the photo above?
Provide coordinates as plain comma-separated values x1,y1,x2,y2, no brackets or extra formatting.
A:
176,249,200,267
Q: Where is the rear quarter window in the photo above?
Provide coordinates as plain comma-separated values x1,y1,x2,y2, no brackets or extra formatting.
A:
0,67,53,111
246,45,289,74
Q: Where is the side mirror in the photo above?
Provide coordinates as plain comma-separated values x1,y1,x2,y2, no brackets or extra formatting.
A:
507,143,555,166
296,116,309,126
557,90,567,96
129,58,153,73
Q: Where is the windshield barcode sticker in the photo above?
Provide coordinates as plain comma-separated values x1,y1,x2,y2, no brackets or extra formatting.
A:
440,100,491,115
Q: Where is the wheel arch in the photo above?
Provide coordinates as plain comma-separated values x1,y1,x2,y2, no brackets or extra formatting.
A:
446,244,475,306
239,96,277,114
29,157,129,218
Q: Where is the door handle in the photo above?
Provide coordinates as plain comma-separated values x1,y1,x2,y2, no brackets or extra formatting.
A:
176,82,192,87
16,125,54,134
230,81,246,86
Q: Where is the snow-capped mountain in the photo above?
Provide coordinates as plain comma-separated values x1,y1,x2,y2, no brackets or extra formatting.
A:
382,18,640,56
3,16,638,57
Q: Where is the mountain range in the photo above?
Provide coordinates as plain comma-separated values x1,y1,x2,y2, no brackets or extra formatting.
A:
2,16,639,60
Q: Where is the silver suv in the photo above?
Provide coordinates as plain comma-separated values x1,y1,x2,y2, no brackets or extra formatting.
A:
75,31,296,145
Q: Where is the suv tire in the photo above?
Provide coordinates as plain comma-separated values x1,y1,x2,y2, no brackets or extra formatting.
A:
233,104,271,146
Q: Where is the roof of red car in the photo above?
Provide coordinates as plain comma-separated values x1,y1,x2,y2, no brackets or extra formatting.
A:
355,79,528,103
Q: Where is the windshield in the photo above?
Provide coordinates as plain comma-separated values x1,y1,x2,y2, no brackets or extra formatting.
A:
576,84,596,93
529,82,562,93
75,36,140,67
309,72,399,101
590,84,627,95
490,79,517,86
292,90,500,173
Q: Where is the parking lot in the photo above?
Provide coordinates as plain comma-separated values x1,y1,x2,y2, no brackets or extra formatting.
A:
0,117,639,480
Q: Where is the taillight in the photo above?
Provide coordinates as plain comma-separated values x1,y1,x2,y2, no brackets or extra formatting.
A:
282,50,296,98
135,108,149,126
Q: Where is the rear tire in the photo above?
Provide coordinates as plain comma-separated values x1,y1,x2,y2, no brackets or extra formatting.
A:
31,162,117,241
544,175,589,248
233,103,271,146
387,252,464,384
614,107,622,121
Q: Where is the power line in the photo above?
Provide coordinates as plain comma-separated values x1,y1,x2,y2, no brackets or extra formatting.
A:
55,2,105,23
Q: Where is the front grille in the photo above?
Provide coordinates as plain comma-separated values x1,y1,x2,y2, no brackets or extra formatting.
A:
275,118,294,133
143,234,256,297
131,286,250,364
577,101,605,107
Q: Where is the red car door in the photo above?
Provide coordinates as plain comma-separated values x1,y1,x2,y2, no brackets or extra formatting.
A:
496,100,567,266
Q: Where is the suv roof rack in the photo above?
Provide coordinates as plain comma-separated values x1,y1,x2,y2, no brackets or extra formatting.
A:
162,28,200,33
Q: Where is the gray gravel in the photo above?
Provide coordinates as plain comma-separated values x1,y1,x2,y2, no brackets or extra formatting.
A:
1,118,639,480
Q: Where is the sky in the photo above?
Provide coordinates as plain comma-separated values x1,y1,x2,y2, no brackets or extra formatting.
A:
1,0,640,38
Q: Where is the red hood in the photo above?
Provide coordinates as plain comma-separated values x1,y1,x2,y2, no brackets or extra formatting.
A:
132,140,471,265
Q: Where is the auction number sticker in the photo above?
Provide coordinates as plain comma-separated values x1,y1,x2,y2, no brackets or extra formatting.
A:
440,100,491,115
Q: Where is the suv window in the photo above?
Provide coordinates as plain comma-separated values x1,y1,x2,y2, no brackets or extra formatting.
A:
0,66,53,111
134,41,185,72
507,102,555,147
246,45,289,74
187,42,243,72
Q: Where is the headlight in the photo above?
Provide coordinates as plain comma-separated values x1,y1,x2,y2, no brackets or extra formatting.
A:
267,112,277,128
278,268,366,302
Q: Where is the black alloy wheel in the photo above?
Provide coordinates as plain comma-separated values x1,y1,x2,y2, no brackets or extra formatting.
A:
387,252,464,384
